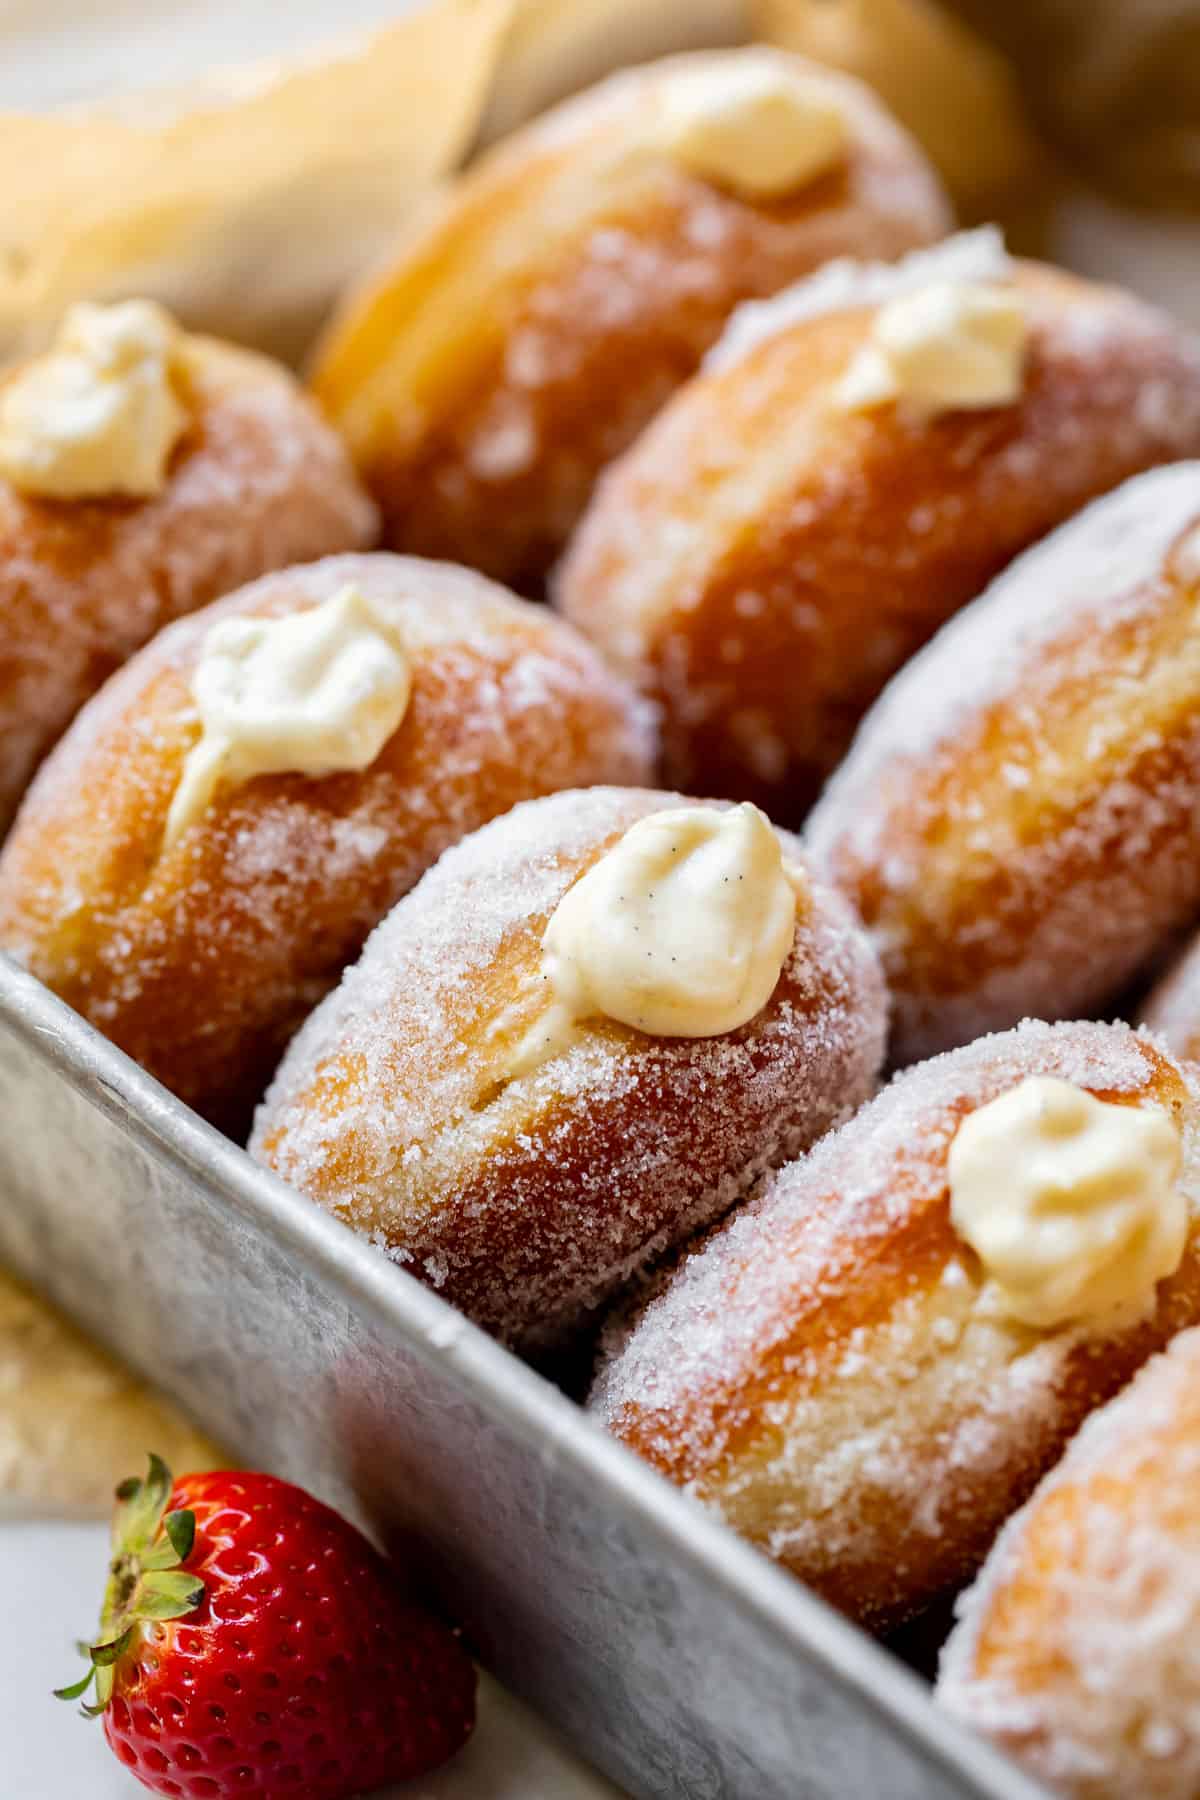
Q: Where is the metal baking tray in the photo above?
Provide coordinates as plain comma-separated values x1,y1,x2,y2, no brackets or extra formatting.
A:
0,950,1044,1800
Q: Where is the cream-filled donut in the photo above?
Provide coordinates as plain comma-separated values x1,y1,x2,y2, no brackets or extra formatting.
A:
0,556,652,1134
0,299,377,836
558,234,1200,822
311,48,950,594
251,787,887,1350
591,1020,1200,1631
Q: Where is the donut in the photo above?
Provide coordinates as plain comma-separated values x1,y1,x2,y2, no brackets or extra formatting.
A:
0,555,652,1135
557,230,1200,823
0,298,377,837
589,1020,1200,1632
1142,937,1200,1065
806,461,1200,1067
938,1326,1200,1799
309,47,950,594
250,787,887,1351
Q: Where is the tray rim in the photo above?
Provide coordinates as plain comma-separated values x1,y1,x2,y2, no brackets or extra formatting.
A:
0,948,1047,1800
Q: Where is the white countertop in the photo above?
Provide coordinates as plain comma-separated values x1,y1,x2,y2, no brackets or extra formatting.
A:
3,1520,620,1800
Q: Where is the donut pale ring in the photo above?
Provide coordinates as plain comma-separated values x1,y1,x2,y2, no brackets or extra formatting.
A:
806,462,1200,1067
0,556,652,1134
557,244,1200,823
310,47,950,594
250,787,887,1351
939,1326,1200,1800
0,335,377,838
589,1020,1200,1632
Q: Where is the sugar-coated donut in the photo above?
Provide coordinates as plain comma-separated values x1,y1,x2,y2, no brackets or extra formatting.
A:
1142,937,1200,1066
0,316,377,838
590,1020,1200,1632
939,1326,1200,1799
0,556,652,1135
310,48,950,594
250,787,887,1351
806,463,1200,1067
558,232,1200,823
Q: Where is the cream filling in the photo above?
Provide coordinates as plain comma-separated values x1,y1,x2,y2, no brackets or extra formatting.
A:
509,802,801,1076
0,299,188,498
834,279,1027,416
662,57,847,199
948,1076,1187,1330
165,583,411,849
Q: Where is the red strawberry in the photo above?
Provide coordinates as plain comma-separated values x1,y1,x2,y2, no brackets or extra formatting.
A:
57,1455,476,1799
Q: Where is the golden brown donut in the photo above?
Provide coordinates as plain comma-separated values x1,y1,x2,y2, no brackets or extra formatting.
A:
806,462,1200,1067
590,1020,1200,1633
250,787,887,1351
0,319,377,837
938,1326,1200,1799
557,233,1200,823
310,47,950,594
0,555,652,1135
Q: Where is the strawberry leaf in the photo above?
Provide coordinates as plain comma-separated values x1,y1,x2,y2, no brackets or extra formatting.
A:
122,1454,173,1554
164,1509,196,1564
89,1632,131,1668
54,1669,95,1703
138,1570,205,1621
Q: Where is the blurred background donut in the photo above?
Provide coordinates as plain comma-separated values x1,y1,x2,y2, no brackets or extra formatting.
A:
311,47,951,595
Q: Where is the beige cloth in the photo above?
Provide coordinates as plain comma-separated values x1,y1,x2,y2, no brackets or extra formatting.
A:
0,1267,223,1518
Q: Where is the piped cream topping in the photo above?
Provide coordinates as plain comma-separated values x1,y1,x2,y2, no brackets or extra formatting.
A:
706,227,1010,375
834,279,1027,416
165,584,411,849
0,300,188,498
948,1076,1186,1330
509,803,800,1076
662,59,847,199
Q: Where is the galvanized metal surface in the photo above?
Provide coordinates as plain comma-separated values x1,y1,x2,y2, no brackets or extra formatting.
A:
0,953,1046,1800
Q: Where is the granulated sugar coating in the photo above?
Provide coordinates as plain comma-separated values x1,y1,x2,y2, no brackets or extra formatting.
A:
251,787,887,1351
807,463,1200,1065
0,334,377,835
590,1020,1200,1631
939,1326,1200,1800
0,556,653,1133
